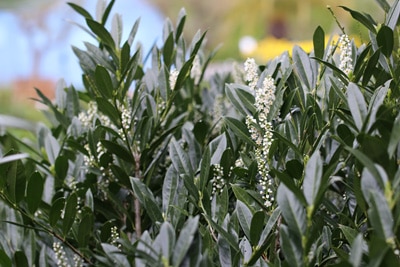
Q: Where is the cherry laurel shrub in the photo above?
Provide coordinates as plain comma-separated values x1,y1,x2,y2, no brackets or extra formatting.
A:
1,0,400,266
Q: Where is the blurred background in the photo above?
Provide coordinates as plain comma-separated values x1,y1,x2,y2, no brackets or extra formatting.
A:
0,0,390,120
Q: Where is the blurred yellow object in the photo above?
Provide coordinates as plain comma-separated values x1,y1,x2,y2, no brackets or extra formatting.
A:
243,35,357,61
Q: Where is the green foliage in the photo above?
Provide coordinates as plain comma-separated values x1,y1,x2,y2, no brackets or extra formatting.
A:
1,0,400,266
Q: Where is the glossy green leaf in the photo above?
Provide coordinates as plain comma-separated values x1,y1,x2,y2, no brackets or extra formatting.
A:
199,146,211,192
231,184,259,214
0,249,11,267
78,210,93,247
236,200,252,240
162,166,179,217
175,8,186,42
340,6,377,34
257,207,281,247
203,214,239,252
376,0,391,12
377,25,394,57
67,2,93,20
54,155,68,181
170,138,193,175
368,190,394,242
303,151,324,207
362,48,381,86
86,19,115,48
280,225,304,267
14,251,28,267
249,211,265,245
293,45,315,91
49,197,65,227
277,183,306,237
223,117,255,146
349,234,364,267
172,216,199,266
163,32,174,67
26,172,44,214
63,193,78,236
101,140,134,163
339,224,359,245
100,0,115,25
347,83,367,131
218,236,232,267
313,26,325,59
386,0,400,29
225,83,256,117
95,65,114,99
111,13,122,47
154,222,175,260
0,153,29,165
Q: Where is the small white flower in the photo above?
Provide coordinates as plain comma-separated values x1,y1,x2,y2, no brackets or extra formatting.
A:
53,242,71,267
338,34,353,76
244,58,259,89
191,55,202,84
169,69,179,90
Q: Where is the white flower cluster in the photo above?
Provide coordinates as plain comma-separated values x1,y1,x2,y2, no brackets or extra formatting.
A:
244,58,258,90
338,34,353,76
244,58,276,208
78,101,111,130
169,69,179,90
53,242,70,267
191,55,202,85
210,164,227,199
110,226,122,249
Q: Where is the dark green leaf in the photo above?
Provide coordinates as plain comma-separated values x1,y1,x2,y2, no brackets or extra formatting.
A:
100,0,115,26
313,26,325,59
277,184,306,237
170,138,193,175
101,140,134,163
257,207,281,247
362,48,381,86
199,147,211,192
175,8,186,42
78,210,93,247
280,225,303,267
63,193,78,236
95,65,114,99
144,197,163,223
203,214,239,252
250,211,265,245
340,6,377,34
225,83,256,117
377,25,394,57
14,251,28,267
49,197,65,227
67,2,93,20
223,117,255,146
231,184,259,214
26,172,44,214
55,156,68,181
163,32,174,67
236,200,252,240
0,249,11,267
339,224,359,245
86,19,115,48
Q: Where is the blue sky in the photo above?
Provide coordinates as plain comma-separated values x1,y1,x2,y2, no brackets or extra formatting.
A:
0,0,163,87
